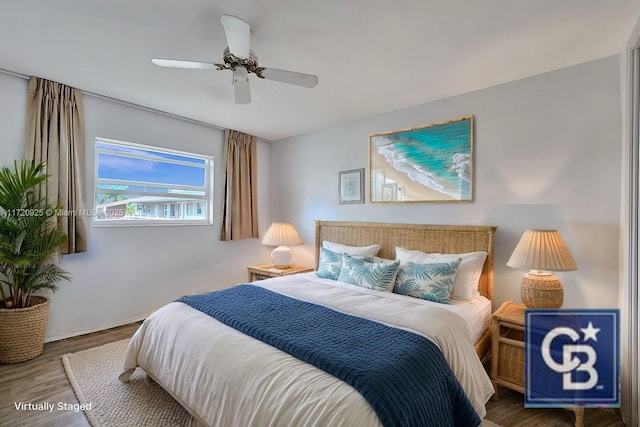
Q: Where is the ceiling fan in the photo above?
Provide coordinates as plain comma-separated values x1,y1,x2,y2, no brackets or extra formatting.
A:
152,14,319,104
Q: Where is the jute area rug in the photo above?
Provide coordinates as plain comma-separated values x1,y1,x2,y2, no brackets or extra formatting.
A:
62,338,502,427
62,339,190,427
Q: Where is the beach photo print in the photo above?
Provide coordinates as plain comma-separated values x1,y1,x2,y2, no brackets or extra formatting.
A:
369,115,473,203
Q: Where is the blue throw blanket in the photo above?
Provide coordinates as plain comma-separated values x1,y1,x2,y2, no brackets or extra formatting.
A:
177,285,480,427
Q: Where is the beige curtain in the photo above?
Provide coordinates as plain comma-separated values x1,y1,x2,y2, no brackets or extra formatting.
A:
220,130,258,240
24,76,88,254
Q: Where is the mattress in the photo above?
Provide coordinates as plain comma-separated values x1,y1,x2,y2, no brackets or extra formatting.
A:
448,294,493,343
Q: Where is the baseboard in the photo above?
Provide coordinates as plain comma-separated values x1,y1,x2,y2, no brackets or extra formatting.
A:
44,316,145,343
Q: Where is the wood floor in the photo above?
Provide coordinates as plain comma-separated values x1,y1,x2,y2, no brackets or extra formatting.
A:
0,322,140,427
0,322,627,427
485,387,624,427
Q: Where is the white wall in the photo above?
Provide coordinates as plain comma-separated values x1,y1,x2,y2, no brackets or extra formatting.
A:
271,56,622,310
0,71,272,341
0,72,27,162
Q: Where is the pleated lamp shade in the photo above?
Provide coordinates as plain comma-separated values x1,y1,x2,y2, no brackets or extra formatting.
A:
262,223,303,268
507,230,577,308
507,230,577,271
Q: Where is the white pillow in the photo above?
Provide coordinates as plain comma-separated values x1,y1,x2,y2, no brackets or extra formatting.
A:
322,241,381,258
395,247,487,301
394,247,437,263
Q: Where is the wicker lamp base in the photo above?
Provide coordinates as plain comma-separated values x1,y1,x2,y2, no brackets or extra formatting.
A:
521,272,563,309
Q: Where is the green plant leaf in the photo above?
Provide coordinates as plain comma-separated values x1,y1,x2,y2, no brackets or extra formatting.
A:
0,159,71,308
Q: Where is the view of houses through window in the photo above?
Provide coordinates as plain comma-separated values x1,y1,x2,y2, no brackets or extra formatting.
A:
94,138,213,225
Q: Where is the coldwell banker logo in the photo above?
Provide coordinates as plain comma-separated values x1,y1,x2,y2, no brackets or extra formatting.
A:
525,309,619,407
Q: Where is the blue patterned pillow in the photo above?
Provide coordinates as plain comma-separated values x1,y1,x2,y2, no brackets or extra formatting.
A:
317,247,344,280
393,258,462,304
318,247,373,280
337,254,400,292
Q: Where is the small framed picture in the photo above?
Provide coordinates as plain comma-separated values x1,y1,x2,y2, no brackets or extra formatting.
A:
338,168,365,204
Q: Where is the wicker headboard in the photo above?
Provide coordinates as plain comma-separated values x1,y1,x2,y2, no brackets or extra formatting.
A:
314,221,497,301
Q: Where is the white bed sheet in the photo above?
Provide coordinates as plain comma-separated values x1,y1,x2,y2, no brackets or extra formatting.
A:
448,294,493,343
300,272,492,343
120,273,495,427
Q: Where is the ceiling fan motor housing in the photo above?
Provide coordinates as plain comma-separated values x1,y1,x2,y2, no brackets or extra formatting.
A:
215,48,265,79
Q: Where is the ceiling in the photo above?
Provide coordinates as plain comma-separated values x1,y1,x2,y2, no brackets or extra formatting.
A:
2,1,638,141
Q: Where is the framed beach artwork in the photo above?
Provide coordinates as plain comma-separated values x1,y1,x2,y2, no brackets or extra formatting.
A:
369,115,473,203
338,168,365,204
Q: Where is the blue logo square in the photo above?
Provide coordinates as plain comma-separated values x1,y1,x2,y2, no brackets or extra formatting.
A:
525,309,619,407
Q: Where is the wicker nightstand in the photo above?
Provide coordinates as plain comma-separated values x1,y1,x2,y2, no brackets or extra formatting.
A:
247,264,313,282
491,301,526,398
490,301,585,427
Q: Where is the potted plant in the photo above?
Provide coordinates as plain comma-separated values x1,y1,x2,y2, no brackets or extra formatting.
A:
0,159,70,363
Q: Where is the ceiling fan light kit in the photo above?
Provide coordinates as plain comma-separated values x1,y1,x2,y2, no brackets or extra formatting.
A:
152,14,318,104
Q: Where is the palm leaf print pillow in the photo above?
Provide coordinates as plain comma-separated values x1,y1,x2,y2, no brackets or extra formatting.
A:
393,258,462,304
337,254,400,292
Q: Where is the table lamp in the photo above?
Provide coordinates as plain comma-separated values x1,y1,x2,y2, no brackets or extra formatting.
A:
506,229,577,308
262,222,303,268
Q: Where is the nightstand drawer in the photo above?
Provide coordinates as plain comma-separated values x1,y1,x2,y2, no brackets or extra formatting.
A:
247,265,314,282
251,272,275,281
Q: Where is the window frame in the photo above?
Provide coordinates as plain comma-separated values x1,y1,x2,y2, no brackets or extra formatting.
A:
93,137,214,227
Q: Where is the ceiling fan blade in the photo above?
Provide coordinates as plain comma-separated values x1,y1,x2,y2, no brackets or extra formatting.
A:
152,58,217,70
261,68,318,88
233,67,251,104
220,14,250,59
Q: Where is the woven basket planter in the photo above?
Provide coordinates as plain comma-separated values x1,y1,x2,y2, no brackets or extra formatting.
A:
0,296,50,364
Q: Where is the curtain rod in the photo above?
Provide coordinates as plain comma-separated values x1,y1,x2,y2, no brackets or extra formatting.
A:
0,66,271,143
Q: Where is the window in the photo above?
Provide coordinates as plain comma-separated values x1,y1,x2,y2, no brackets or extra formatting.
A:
94,137,213,226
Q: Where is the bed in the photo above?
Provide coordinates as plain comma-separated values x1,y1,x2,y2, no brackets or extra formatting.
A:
120,221,497,426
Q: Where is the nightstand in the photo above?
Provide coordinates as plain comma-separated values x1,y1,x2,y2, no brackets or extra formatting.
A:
491,301,526,398
490,301,585,427
247,264,313,282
